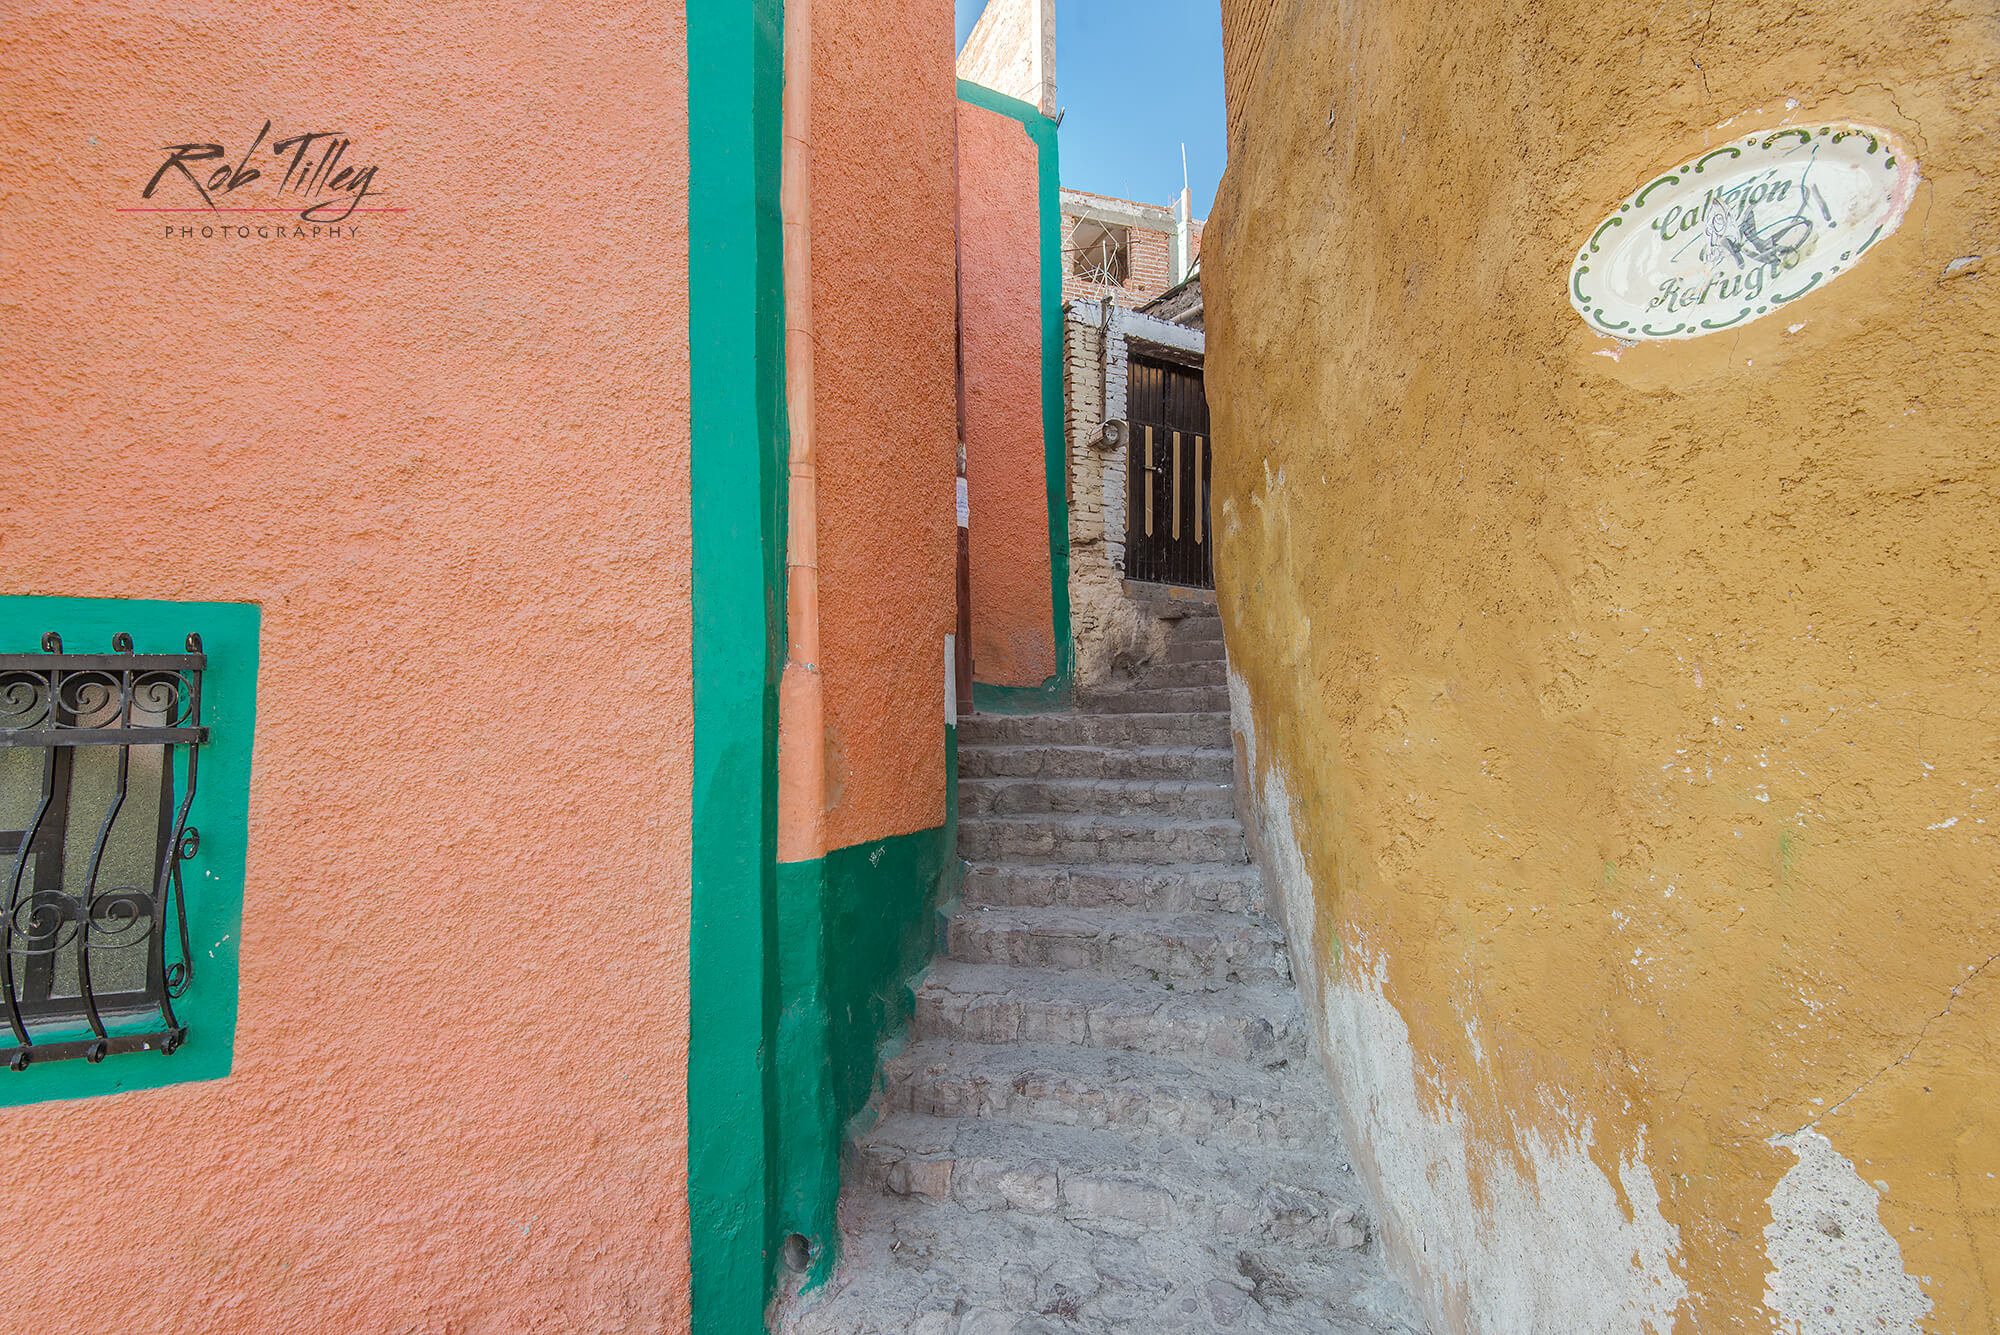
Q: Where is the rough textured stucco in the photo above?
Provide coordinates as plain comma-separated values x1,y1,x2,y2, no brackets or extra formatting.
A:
813,0,959,849
1218,0,1281,154
1,5,694,1330
1209,1,1998,1330
958,100,1056,689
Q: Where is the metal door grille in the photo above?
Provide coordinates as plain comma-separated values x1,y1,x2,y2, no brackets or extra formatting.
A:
1125,356,1214,589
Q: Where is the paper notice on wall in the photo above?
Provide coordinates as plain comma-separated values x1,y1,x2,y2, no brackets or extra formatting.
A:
956,476,969,528
944,633,957,725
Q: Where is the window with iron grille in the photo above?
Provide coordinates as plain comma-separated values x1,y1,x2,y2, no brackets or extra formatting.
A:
0,633,205,1066
0,599,255,1104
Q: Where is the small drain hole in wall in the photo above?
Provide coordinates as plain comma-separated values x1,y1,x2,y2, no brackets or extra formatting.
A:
782,1233,818,1275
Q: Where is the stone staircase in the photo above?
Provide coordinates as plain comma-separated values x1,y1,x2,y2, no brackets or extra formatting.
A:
776,608,1425,1335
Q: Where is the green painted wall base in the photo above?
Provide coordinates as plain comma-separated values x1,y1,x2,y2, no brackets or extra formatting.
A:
775,737,960,1291
971,678,1072,715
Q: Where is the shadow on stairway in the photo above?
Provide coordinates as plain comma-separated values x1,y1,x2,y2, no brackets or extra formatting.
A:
773,607,1430,1335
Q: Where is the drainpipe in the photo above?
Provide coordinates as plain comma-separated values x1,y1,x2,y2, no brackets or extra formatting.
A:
1088,296,1125,454
1098,294,1114,425
777,0,824,864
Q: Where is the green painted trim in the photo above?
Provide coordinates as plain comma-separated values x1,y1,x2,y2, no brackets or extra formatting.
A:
773,856,836,1285
957,79,1073,713
0,596,258,1108
688,0,788,1330
954,77,1039,124
776,733,960,1291
971,679,1066,714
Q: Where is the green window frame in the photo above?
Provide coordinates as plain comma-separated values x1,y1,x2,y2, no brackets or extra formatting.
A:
0,596,258,1107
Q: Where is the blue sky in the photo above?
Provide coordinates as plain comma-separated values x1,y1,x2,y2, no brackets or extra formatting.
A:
955,0,1226,217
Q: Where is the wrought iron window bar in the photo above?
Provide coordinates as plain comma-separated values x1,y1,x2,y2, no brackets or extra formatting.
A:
0,633,206,1069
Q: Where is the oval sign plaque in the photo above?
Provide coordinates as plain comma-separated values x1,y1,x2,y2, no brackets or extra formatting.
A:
1570,124,1919,340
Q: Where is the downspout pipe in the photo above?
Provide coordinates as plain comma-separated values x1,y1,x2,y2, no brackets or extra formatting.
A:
777,0,825,864
1099,294,1113,416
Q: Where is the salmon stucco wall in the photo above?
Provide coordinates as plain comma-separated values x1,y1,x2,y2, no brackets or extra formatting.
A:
813,0,959,849
957,97,1057,692
766,0,966,1300
1,5,694,1331
1210,1,1997,1331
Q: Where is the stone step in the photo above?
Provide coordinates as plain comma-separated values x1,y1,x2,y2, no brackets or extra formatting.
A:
1119,657,1228,690
1082,684,1230,715
959,711,1231,750
947,905,1288,984
1170,617,1225,645
1164,637,1227,664
962,861,1267,915
778,1187,1414,1335
913,960,1312,1065
957,742,1234,782
882,1040,1333,1149
958,776,1235,821
957,812,1246,866
856,1114,1368,1254
772,578,1436,1335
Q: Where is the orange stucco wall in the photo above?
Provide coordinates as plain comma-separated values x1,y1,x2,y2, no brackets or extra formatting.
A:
1,6,693,1331
814,0,959,849
957,100,1055,689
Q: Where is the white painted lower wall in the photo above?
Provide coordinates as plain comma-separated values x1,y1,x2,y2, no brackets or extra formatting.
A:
1228,663,1688,1335
1224,662,1935,1335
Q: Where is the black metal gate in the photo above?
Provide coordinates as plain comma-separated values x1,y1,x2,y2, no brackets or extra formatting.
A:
1125,356,1213,588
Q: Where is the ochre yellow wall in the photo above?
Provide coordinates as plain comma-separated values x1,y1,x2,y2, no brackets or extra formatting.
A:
1,5,693,1330
1210,2,1996,1331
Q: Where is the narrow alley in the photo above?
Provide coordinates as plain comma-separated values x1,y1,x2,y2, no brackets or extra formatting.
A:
2,0,1992,1333
781,605,1423,1333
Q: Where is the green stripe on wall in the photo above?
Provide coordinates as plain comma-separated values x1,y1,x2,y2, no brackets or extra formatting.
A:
775,740,960,1289
957,80,1072,715
773,856,837,1285
688,0,788,1330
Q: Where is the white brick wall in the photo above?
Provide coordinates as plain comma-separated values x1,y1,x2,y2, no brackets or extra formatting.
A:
957,0,1055,116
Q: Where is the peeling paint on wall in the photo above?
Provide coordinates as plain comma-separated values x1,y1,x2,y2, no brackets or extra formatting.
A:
1232,666,1690,1335
1765,1127,1931,1335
